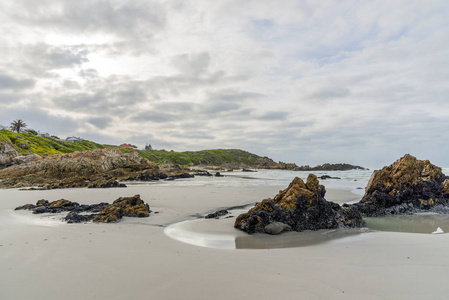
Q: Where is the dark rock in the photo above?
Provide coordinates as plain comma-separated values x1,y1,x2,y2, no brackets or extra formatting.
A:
234,175,364,234
205,210,229,219
194,172,213,177
294,163,366,171
87,179,127,188
353,154,448,217
319,175,341,180
167,173,195,181
215,172,224,177
242,169,257,172
64,212,97,223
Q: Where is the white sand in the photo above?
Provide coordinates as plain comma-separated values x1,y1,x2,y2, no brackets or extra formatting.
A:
1,184,448,300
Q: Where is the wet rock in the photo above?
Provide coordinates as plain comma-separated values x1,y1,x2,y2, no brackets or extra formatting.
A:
205,209,229,219
215,172,224,177
264,222,291,235
234,175,364,234
353,154,448,216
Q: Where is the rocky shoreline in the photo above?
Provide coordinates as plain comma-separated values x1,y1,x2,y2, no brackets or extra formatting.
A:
234,154,449,235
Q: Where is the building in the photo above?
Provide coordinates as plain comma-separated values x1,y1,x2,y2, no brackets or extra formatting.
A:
119,143,133,148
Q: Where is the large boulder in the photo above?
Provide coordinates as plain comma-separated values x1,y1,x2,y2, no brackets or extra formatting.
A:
354,154,448,216
234,175,364,234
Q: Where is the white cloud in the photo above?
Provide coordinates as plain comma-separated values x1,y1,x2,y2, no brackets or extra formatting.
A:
0,0,448,168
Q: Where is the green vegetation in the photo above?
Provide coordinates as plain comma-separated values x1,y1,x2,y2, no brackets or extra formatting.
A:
0,129,106,155
0,129,263,166
139,149,262,166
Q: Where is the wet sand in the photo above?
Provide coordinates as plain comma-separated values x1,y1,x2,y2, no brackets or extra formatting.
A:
1,184,449,300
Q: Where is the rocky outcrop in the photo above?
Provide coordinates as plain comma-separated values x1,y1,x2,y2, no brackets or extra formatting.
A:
353,154,448,216
15,194,150,223
93,194,150,223
234,175,364,234
0,149,161,188
0,141,20,168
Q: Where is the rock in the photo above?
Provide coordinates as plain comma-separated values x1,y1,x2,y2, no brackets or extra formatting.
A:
87,178,127,188
93,194,150,223
353,154,448,216
294,163,366,171
36,199,49,206
194,172,213,177
319,175,341,180
93,205,123,223
64,212,97,223
205,209,229,219
14,203,36,210
167,173,194,180
234,175,364,234
32,199,80,214
264,222,291,235
215,172,224,177
0,149,161,188
14,195,150,223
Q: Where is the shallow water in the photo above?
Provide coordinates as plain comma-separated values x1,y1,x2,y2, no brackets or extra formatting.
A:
164,217,367,250
364,213,449,234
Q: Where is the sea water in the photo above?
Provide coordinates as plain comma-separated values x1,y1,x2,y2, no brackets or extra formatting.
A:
152,169,374,196
163,167,449,248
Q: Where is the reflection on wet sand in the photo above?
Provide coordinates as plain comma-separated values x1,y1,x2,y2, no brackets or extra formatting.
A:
235,228,365,249
364,213,449,234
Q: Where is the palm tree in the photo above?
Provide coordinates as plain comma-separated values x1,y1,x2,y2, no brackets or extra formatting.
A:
10,119,27,133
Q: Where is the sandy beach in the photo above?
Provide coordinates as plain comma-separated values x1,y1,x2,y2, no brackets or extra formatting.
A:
1,183,449,300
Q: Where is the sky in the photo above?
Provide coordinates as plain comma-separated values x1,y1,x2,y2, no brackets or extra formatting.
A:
1,0,448,169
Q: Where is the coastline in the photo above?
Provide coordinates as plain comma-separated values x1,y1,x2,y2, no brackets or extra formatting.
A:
1,184,449,300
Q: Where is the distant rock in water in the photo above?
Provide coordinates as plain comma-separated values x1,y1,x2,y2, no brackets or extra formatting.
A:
234,174,364,234
353,154,449,216
294,163,367,171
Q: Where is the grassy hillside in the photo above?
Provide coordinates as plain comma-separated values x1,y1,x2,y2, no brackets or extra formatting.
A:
0,129,262,166
0,129,107,155
139,149,261,166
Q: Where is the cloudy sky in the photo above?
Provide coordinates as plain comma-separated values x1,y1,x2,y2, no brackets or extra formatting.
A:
1,0,448,168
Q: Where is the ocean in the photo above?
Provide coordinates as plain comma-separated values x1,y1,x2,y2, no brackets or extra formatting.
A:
133,167,449,196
